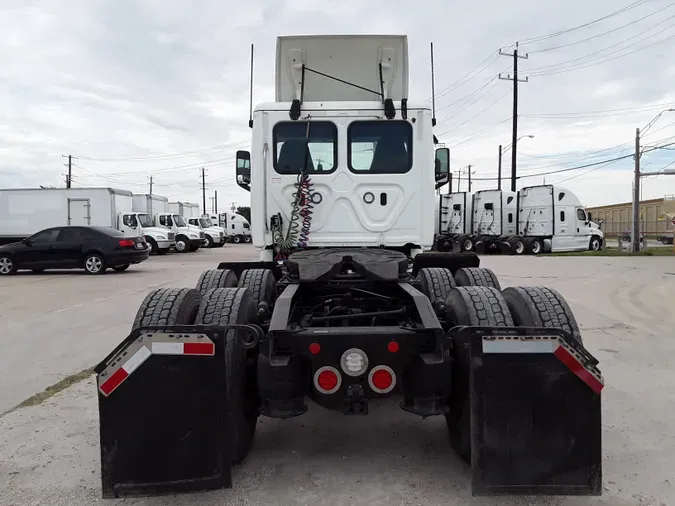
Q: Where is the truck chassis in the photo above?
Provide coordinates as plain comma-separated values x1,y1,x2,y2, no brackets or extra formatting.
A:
95,249,603,499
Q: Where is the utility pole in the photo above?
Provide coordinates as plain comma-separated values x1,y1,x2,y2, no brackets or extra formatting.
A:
632,127,641,253
214,190,218,214
201,167,207,216
148,175,153,194
497,145,503,190
61,155,74,188
466,165,475,192
499,43,529,192
456,169,462,192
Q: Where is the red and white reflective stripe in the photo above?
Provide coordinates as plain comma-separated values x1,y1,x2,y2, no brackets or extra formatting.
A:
553,345,604,394
152,341,215,356
99,345,151,396
482,336,604,394
97,332,215,397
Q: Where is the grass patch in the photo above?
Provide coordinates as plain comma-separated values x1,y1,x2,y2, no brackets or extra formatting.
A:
1,367,94,417
548,247,675,257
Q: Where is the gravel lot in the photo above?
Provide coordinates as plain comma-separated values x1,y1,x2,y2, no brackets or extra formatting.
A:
1,247,674,506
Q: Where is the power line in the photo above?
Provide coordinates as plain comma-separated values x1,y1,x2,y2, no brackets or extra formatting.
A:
519,0,652,45
528,2,674,53
471,141,675,182
76,139,249,162
436,90,510,137
427,51,503,102
527,17,675,76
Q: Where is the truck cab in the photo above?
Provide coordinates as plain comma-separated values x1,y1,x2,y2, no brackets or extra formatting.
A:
117,212,174,255
186,216,225,248
156,213,202,253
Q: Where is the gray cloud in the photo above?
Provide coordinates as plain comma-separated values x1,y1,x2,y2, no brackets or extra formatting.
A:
0,0,674,208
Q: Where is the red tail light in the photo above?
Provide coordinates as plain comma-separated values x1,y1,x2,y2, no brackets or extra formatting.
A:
118,239,135,247
313,366,341,395
368,365,396,394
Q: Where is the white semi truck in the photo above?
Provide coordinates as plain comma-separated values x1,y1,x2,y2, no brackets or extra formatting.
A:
94,34,604,500
133,195,203,253
173,202,226,248
434,185,604,254
0,187,168,252
218,212,252,243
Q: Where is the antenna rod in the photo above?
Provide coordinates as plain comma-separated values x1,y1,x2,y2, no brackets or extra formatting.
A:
248,43,254,129
430,42,436,127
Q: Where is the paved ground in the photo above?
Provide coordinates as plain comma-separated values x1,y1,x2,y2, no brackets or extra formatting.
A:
1,248,675,505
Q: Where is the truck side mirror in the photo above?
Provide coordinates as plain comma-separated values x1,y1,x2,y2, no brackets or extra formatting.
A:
236,150,251,192
587,211,592,221
434,147,450,188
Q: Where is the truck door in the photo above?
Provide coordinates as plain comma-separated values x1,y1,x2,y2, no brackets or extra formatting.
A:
552,206,575,252
120,214,139,236
575,207,592,249
68,199,91,226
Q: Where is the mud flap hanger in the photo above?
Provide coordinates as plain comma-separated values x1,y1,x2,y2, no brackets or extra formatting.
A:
287,48,407,121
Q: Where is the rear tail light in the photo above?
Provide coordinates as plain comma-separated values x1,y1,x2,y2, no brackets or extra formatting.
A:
118,239,135,247
314,366,341,395
368,365,396,394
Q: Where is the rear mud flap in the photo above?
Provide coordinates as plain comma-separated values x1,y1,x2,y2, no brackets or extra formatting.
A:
452,326,603,496
94,324,260,498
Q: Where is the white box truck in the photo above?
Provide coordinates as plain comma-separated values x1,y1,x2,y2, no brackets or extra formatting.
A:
133,195,203,253
0,188,167,252
171,202,226,248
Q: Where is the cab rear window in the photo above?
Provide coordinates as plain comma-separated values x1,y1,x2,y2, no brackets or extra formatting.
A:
273,121,337,174
348,121,413,174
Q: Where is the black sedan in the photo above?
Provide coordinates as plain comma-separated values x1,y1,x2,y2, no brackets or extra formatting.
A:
0,226,150,275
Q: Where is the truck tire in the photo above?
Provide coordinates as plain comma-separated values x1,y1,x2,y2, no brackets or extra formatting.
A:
501,286,583,345
196,269,239,295
146,237,159,255
453,267,501,290
203,234,214,248
238,269,277,309
509,236,526,255
445,286,513,463
244,235,252,243
233,235,242,244
458,235,474,252
526,237,543,255
589,235,602,251
132,287,201,329
194,287,259,464
415,267,456,304
175,235,190,253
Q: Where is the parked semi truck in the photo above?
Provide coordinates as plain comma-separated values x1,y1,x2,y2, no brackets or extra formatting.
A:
95,34,603,500
133,194,203,253
434,185,604,254
0,187,171,252
218,212,252,243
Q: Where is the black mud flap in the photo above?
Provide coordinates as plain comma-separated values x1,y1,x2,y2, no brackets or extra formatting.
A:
413,251,480,275
452,326,603,496
94,324,261,498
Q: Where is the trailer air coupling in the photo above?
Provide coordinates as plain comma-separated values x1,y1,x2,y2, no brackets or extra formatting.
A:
432,298,447,317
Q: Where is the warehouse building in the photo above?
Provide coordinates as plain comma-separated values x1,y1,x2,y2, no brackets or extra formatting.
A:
586,196,675,237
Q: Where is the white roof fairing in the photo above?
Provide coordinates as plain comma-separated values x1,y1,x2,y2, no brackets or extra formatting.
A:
275,35,409,103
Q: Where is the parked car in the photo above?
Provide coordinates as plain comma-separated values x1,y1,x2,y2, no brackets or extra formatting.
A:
656,233,674,245
0,225,149,275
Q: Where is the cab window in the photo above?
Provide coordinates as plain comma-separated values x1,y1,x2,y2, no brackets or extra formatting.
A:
577,208,587,221
273,121,337,174
348,121,413,174
122,215,138,227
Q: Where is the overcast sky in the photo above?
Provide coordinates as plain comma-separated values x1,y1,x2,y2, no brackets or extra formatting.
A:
1,0,674,214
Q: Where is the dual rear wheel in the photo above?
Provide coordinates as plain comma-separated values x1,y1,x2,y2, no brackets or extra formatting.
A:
131,267,277,466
